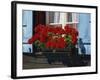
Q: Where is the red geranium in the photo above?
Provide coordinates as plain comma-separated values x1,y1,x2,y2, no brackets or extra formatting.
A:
39,35,46,43
46,40,56,48
28,33,40,44
35,24,45,33
28,24,78,49
57,37,66,48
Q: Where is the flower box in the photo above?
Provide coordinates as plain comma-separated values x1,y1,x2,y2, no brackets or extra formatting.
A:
41,47,86,67
28,24,81,66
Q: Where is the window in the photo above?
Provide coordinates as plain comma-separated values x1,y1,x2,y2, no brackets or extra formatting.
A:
22,11,91,55
46,12,78,29
46,12,91,55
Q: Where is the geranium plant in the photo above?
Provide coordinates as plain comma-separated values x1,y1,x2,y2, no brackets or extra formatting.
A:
28,24,78,50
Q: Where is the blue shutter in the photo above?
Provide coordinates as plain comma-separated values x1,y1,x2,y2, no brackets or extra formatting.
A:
78,13,91,55
22,11,33,53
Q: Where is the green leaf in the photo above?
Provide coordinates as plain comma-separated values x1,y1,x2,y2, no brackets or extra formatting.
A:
39,43,45,49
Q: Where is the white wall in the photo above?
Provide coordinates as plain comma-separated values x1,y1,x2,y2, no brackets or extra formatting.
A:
0,0,99,80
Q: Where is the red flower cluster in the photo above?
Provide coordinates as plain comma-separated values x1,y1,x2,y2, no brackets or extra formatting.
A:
64,25,78,36
64,25,78,45
28,24,78,49
46,37,66,49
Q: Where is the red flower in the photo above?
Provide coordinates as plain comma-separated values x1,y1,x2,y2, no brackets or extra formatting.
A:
28,38,33,44
72,36,78,45
35,24,45,33
64,25,72,34
28,33,40,44
46,40,56,48
28,24,79,48
46,41,51,48
64,25,78,36
39,35,46,43
57,37,66,48
41,28,48,37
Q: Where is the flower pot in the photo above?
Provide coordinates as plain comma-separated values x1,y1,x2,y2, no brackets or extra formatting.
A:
41,47,80,66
